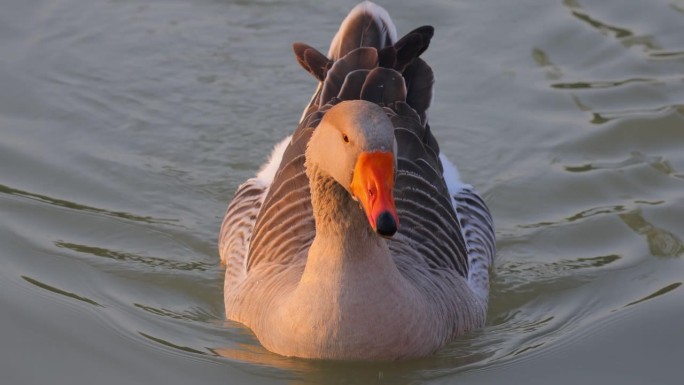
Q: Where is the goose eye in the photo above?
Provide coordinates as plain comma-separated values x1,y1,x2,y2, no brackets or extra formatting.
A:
342,133,350,143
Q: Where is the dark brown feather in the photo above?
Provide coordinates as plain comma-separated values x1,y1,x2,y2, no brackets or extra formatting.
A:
247,23,468,277
292,43,333,82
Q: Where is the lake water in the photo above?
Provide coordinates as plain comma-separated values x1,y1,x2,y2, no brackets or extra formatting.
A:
2,0,683,384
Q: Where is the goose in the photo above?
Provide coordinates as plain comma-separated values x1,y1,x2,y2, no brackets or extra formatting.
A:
219,1,495,361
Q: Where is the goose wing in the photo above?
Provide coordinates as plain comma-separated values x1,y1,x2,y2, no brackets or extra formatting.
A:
244,4,401,272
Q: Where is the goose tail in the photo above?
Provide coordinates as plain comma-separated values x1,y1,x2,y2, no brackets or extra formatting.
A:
328,1,397,60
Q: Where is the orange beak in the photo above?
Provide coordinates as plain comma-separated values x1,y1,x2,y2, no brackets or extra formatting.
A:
350,151,399,237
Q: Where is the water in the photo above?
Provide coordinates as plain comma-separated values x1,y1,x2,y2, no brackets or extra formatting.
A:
1,0,683,384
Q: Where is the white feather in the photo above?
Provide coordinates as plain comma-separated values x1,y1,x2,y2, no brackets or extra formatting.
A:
439,153,468,199
256,135,292,185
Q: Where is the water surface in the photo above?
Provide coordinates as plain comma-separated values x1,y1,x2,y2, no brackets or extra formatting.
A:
2,0,683,384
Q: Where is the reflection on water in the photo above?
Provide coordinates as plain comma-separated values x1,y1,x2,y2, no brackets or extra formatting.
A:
562,0,664,54
531,48,562,80
570,94,612,124
0,183,176,225
139,332,209,355
520,204,628,229
619,209,684,257
496,254,621,285
214,340,491,385
134,303,215,323
552,77,657,90
533,48,679,126
601,105,678,124
624,282,682,307
535,0,684,128
21,275,103,307
563,74,682,125
563,0,633,39
563,151,679,177
55,241,212,271
477,253,623,368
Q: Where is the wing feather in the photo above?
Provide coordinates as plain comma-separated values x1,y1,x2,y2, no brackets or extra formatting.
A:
219,178,267,288
224,5,494,296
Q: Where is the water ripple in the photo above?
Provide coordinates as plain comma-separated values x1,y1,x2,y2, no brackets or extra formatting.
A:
55,240,212,272
551,77,662,90
519,204,628,230
619,210,684,258
624,282,682,307
563,0,633,39
21,275,103,307
0,183,177,225
562,151,679,176
134,303,216,323
139,332,210,356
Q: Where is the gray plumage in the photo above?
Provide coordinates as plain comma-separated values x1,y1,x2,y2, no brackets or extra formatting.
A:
219,1,495,360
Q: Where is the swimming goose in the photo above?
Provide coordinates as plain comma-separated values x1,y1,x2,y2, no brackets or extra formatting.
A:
219,1,495,361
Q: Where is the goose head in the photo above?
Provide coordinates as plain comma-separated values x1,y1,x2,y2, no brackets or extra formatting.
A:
306,100,399,237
